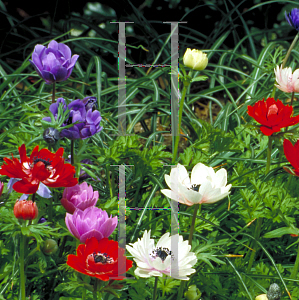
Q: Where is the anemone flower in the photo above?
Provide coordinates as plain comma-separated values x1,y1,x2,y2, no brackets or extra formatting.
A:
274,65,299,93
61,182,99,214
247,97,299,136
126,230,197,280
0,144,77,194
29,40,79,84
65,206,118,243
67,237,133,281
161,163,231,206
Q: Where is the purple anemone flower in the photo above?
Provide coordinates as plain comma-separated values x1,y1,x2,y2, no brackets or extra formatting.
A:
61,182,99,214
82,96,98,111
42,97,103,140
65,206,118,243
286,8,299,31
29,40,79,84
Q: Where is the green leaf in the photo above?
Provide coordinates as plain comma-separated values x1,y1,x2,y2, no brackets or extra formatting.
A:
191,75,208,82
21,226,30,236
263,227,299,238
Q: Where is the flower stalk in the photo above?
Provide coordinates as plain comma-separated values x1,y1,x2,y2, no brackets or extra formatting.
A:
71,140,75,165
93,278,98,300
172,83,189,164
152,277,158,300
188,204,200,245
20,222,26,300
265,136,273,175
282,33,299,69
291,240,299,279
246,217,263,273
177,204,200,300
52,82,56,104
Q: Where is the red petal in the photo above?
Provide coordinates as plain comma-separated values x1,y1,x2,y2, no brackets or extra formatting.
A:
32,162,50,181
86,237,99,254
67,254,88,274
284,139,299,169
29,145,40,163
13,180,39,194
19,144,29,164
260,126,274,136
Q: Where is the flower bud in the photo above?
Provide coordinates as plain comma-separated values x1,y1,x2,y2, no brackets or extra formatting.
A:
255,295,268,300
184,285,202,300
38,217,47,224
267,283,281,300
183,48,208,71
42,239,58,255
43,127,60,145
14,200,38,220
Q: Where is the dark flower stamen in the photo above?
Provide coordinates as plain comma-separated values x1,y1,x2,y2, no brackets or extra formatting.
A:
188,184,200,192
33,156,52,167
91,252,114,264
150,247,172,262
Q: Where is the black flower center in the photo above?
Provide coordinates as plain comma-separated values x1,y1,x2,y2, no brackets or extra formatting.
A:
91,252,114,264
150,247,172,262
32,156,52,167
188,184,200,192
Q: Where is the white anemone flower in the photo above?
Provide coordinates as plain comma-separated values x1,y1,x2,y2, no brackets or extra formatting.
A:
161,163,232,206
274,65,299,93
126,230,197,280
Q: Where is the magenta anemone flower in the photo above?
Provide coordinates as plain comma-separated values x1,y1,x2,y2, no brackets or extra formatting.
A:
61,182,99,214
65,207,118,243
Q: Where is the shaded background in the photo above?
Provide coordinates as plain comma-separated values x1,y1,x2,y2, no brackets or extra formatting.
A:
0,0,295,70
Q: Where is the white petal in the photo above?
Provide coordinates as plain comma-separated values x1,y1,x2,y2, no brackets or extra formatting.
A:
134,268,152,278
152,257,167,271
214,168,227,187
191,163,210,185
197,181,214,203
176,164,191,187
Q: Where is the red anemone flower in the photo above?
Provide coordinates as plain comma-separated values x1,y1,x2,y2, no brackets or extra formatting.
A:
67,237,133,281
283,139,299,176
0,144,78,194
247,97,299,136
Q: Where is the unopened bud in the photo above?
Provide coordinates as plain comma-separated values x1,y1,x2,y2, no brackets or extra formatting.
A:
43,127,60,145
184,285,202,300
255,294,268,300
267,283,281,300
42,239,58,255
14,200,38,220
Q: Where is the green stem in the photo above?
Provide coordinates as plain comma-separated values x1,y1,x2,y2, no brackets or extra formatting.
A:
282,33,299,69
152,277,158,300
20,224,26,300
172,84,189,164
265,136,273,175
177,204,201,300
48,197,53,223
106,165,113,198
93,278,98,300
52,82,56,104
32,192,36,202
82,288,86,300
291,241,299,279
71,140,75,165
188,204,200,245
285,91,295,133
246,217,263,272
